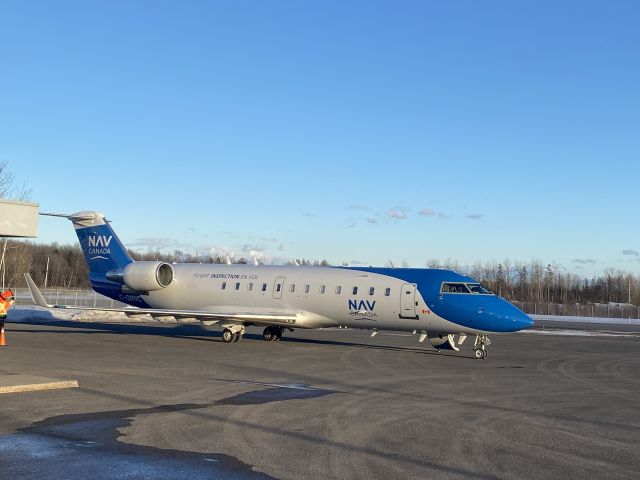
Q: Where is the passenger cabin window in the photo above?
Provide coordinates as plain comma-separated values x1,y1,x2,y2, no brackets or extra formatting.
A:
352,287,358,295
468,283,493,295
335,286,342,294
369,287,375,296
384,288,391,296
247,283,253,291
304,285,310,293
276,284,282,292
441,282,471,294
221,282,227,290
289,284,295,293
261,283,267,292
235,282,240,290
320,285,326,294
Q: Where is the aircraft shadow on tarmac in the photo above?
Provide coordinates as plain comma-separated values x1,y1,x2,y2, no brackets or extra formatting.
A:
11,313,468,359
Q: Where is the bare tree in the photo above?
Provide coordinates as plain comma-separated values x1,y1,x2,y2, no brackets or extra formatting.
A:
0,160,31,201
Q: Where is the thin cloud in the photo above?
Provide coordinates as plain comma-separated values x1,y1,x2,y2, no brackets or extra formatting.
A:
350,204,370,211
419,208,436,216
420,208,450,219
465,214,485,220
573,258,596,265
350,259,368,265
365,218,379,224
129,237,189,250
302,213,314,217
386,207,409,220
622,249,639,256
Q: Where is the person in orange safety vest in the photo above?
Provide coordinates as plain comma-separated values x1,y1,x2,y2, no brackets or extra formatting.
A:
0,289,14,332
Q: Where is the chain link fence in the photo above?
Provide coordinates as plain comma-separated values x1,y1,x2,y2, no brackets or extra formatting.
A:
8,287,126,309
512,300,640,319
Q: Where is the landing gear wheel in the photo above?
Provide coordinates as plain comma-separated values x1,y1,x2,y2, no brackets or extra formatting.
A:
274,326,283,341
222,329,235,343
263,326,276,342
473,334,491,359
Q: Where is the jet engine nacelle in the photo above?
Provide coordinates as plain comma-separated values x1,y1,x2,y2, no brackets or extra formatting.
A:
428,332,467,352
106,261,174,292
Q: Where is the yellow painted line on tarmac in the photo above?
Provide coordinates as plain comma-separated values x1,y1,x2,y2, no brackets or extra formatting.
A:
0,376,79,394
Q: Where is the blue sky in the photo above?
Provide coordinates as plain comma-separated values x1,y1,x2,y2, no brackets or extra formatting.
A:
1,1,639,275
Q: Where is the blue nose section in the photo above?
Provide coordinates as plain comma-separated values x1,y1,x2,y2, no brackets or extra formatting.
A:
509,307,535,330
487,300,534,332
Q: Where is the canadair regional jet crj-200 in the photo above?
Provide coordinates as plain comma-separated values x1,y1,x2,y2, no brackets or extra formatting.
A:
25,211,533,359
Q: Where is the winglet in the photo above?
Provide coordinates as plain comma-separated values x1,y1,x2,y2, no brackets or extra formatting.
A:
24,273,52,308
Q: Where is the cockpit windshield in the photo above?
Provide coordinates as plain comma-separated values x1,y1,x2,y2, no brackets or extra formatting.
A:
441,282,471,293
441,282,494,295
467,283,493,295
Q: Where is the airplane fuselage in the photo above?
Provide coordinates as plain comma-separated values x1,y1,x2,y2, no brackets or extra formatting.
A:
96,264,531,335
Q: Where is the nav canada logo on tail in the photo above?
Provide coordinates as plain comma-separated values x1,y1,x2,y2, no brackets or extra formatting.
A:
87,235,113,260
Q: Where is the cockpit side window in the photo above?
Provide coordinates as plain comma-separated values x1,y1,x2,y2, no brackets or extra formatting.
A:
441,282,471,294
467,283,493,295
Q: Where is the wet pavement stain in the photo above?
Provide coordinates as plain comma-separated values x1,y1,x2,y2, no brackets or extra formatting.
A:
0,404,275,480
216,383,336,405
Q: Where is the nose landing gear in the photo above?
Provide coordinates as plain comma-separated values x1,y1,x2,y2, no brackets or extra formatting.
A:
473,334,491,359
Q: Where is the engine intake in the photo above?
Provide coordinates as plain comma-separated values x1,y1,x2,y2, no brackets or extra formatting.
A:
107,261,174,292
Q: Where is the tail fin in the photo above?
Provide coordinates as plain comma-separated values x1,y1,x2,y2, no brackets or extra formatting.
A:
44,211,133,275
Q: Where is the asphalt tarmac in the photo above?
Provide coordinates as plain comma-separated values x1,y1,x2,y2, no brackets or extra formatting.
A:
1,317,639,480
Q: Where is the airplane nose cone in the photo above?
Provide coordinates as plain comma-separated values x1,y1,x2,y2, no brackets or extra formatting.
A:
492,301,534,332
513,310,534,330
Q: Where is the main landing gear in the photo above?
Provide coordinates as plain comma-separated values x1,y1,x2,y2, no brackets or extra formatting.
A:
262,326,283,342
222,325,245,343
473,334,491,359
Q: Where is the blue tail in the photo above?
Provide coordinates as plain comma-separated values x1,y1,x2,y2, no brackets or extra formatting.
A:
69,211,133,288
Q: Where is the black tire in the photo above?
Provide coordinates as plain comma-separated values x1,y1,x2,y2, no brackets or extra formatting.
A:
233,332,242,343
474,349,484,359
222,329,234,343
263,326,275,341
274,326,283,341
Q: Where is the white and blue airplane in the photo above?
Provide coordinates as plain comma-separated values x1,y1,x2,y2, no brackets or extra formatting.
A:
25,211,533,359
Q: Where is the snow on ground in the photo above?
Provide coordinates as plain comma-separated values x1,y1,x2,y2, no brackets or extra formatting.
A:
7,305,159,323
531,314,640,326
521,329,638,338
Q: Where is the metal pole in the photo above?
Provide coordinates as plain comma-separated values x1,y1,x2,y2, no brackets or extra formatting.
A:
0,239,7,290
44,256,50,289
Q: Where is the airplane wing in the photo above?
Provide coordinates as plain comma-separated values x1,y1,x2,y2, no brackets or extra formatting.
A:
24,274,297,326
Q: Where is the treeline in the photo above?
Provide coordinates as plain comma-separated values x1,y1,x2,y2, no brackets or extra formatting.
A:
1,240,639,306
427,259,639,306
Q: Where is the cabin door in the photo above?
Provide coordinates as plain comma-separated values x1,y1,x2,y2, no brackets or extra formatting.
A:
400,283,418,318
